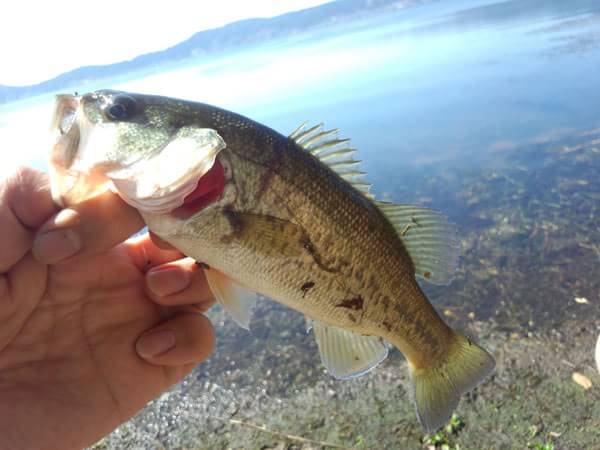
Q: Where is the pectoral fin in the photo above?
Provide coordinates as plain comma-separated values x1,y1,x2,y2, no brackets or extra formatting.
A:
310,319,388,379
204,269,256,330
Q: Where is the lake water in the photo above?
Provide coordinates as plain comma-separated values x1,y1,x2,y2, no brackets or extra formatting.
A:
2,0,599,176
2,0,600,448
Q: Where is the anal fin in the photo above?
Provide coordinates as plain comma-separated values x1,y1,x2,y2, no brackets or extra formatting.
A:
310,319,388,379
204,269,256,330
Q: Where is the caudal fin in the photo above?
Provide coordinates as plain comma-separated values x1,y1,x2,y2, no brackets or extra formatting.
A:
410,332,495,432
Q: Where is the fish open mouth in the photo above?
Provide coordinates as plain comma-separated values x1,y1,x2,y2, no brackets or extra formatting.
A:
51,94,81,169
48,91,228,215
56,98,78,136
48,93,122,207
49,94,112,208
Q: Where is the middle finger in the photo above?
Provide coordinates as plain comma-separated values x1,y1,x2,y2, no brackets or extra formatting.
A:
146,258,214,308
124,233,215,308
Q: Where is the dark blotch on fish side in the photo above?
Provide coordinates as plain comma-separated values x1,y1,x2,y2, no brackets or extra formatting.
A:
382,297,390,312
301,236,315,254
300,235,339,273
300,281,315,297
336,295,364,311
225,208,245,232
221,208,246,243
382,320,392,332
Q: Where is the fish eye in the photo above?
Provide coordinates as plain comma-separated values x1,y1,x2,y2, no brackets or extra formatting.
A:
104,95,137,121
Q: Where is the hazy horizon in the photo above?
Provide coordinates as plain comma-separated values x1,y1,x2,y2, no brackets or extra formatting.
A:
1,0,332,86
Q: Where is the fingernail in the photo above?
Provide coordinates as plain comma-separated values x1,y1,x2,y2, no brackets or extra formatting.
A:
147,267,190,297
52,209,80,228
137,330,176,358
33,228,81,263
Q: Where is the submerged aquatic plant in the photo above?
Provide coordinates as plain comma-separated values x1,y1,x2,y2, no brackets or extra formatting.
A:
422,414,465,450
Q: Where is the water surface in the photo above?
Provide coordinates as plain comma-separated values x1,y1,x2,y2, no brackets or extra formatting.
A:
2,0,599,176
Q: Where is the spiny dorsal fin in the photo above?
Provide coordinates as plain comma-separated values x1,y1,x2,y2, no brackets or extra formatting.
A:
290,123,460,285
376,202,460,285
290,122,373,198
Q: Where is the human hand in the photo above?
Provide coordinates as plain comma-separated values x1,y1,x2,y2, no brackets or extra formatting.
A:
0,167,215,450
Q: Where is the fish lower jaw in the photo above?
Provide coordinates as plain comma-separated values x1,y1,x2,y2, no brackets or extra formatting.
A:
141,211,185,236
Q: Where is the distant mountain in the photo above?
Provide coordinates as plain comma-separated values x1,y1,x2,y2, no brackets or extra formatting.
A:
0,0,432,104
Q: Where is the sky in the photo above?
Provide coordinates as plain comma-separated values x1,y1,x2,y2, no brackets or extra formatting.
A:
1,0,331,86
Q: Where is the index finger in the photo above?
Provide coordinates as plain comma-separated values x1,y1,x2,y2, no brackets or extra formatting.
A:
33,186,145,264
0,167,57,272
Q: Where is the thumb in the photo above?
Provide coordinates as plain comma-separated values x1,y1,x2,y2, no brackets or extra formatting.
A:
32,188,144,264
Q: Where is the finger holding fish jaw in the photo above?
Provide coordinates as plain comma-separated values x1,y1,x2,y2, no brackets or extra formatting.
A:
32,187,145,264
30,186,216,368
31,188,216,313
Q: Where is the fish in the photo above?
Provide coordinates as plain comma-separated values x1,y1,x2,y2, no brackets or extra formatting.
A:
49,89,495,431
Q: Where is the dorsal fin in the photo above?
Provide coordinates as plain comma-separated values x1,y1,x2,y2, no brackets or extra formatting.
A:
290,122,459,285
376,202,460,285
290,122,373,198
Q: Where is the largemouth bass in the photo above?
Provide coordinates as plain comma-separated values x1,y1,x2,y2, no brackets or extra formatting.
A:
49,90,495,431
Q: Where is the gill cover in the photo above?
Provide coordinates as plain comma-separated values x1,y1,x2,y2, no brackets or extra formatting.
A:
108,125,226,213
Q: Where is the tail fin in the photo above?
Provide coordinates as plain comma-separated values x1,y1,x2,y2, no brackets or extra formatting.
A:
410,332,495,432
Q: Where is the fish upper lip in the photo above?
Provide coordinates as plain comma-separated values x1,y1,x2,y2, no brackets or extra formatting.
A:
52,94,80,135
51,94,82,169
